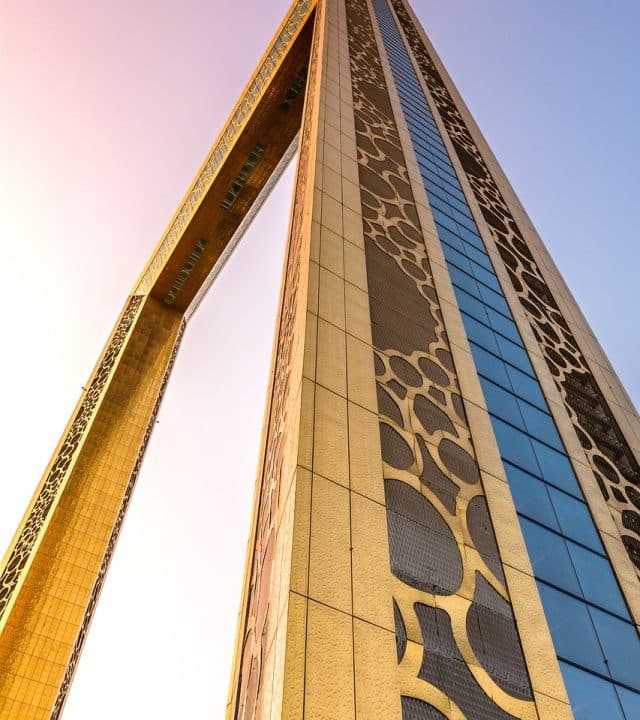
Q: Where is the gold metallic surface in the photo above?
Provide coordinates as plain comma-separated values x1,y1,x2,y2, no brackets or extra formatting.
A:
372,0,570,712
0,297,183,718
134,0,317,296
0,0,318,714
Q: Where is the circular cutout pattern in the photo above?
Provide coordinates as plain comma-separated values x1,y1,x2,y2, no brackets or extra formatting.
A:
390,355,422,387
439,438,480,484
385,479,463,595
418,356,450,387
380,423,414,470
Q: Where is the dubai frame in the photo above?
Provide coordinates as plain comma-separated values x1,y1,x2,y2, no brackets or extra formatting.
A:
2,1,640,718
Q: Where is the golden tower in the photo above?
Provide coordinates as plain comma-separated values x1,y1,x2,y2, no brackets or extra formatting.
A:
2,1,639,719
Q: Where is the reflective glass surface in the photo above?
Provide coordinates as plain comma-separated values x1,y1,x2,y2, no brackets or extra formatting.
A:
547,486,603,551
561,663,625,720
521,520,582,596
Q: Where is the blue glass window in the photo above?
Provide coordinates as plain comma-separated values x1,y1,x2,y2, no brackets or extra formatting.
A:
469,343,512,389
590,608,640,690
442,243,473,274
490,417,541,477
477,282,511,315
547,488,603,552
467,244,493,270
461,314,501,354
435,224,466,252
538,584,608,675
504,463,560,530
504,365,546,407
455,288,490,324
469,261,502,292
567,543,628,617
448,265,481,297
431,207,459,233
531,440,581,497
521,520,581,595
495,334,534,374
617,687,640,718
518,402,564,451
486,308,521,342
480,379,523,428
457,225,485,250
561,663,625,720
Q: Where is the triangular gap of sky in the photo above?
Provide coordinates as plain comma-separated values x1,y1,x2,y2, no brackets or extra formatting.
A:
0,0,638,717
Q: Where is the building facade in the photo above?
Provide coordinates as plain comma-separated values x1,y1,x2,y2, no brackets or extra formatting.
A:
1,1,639,718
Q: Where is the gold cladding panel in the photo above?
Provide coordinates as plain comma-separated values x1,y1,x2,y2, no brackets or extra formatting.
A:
0,297,183,718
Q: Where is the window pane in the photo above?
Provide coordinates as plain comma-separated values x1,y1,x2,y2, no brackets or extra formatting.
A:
455,210,478,234
449,265,481,297
495,334,534,374
538,584,607,675
430,193,457,219
462,314,501,354
478,283,511,315
518,401,564,451
560,663,624,720
466,244,492,269
567,542,629,618
444,183,467,205
479,378,524,428
616,686,640,719
448,194,473,219
505,463,560,531
443,244,474,276
490,417,541,477
521,519,581,595
487,308,521,343
505,364,546,407
455,288,489,324
547,487,603,553
470,262,502,292
590,607,640,690
531,440,581,498
424,180,448,206
470,344,512,390
456,225,484,250
435,223,464,250
425,178,444,196
431,207,459,233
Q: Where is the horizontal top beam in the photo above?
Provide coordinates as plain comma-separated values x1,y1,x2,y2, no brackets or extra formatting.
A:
133,0,317,312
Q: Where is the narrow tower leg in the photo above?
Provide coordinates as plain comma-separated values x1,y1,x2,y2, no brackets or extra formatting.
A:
0,296,184,718
226,1,403,717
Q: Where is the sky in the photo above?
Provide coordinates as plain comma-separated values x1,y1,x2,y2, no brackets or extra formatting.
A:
1,0,639,717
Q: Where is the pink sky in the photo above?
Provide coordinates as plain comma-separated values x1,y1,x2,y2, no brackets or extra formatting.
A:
1,1,296,716
1,0,638,717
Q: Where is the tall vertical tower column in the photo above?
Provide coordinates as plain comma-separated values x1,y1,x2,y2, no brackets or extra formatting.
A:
227,1,573,718
226,1,404,716
0,296,185,719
